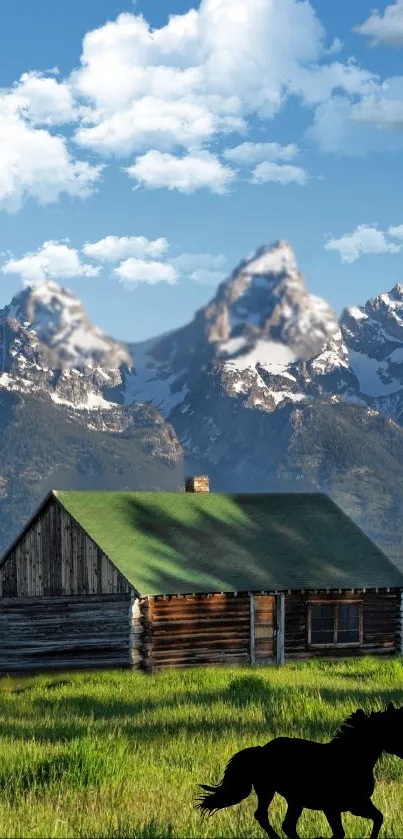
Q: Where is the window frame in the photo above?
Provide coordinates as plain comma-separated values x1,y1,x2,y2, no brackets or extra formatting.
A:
307,600,363,648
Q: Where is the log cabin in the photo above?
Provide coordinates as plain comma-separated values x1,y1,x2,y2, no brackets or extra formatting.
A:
0,476,402,673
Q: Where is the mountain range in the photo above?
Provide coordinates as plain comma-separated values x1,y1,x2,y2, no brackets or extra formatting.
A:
1,241,403,570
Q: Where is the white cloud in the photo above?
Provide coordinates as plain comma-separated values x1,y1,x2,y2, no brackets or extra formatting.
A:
0,90,103,213
189,268,227,284
83,235,169,261
69,1,327,162
114,258,178,287
354,1,403,48
325,224,402,263
170,251,228,284
170,252,227,272
325,37,343,56
251,161,308,185
291,60,376,108
306,88,403,155
223,141,299,164
126,150,236,193
10,71,77,125
68,0,351,169
389,224,403,239
2,240,101,284
4,0,403,209
75,96,227,157
349,77,403,131
1,235,229,291
69,1,392,166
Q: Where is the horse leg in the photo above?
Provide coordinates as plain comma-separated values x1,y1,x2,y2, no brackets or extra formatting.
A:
252,782,280,839
282,801,303,839
350,799,383,839
323,809,345,839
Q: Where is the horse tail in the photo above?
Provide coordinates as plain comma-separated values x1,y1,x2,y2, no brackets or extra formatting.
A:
195,746,262,818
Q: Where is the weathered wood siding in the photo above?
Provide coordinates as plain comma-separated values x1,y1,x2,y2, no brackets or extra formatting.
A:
0,594,133,673
285,589,401,660
0,498,132,597
141,593,251,671
253,594,275,664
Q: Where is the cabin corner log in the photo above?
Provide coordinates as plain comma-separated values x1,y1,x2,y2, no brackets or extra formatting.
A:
139,597,154,673
130,596,143,667
276,593,285,665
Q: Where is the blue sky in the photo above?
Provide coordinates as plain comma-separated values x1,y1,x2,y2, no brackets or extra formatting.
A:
1,0,403,341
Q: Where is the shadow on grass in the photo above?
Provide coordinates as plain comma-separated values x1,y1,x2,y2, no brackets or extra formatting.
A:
8,673,399,746
9,679,73,695
0,753,84,801
0,718,86,742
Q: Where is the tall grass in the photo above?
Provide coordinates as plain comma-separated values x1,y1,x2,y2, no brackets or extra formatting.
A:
0,657,401,836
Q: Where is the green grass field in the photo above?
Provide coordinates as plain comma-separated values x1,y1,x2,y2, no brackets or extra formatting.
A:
0,657,402,838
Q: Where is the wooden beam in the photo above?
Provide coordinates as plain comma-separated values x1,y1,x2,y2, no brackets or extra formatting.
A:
249,593,256,666
276,594,285,666
130,595,142,669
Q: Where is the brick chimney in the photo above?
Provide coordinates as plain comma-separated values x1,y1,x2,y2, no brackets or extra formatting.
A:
185,475,210,492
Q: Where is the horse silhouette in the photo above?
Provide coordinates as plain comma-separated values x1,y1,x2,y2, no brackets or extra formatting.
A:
196,702,403,839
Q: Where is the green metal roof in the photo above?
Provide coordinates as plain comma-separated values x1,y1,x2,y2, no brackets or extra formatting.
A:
51,490,403,596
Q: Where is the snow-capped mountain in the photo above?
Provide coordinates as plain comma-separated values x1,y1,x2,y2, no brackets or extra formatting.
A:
8,279,132,369
258,283,403,424
341,284,403,418
124,240,338,417
0,280,134,413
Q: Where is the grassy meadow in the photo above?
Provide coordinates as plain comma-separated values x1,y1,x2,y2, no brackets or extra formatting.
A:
0,658,401,837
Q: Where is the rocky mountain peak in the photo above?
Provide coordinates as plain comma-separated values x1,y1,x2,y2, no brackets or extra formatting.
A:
9,280,83,333
0,279,135,414
208,239,337,363
239,239,299,280
390,282,403,301
367,284,403,319
217,240,302,308
5,280,132,370
127,239,339,419
340,283,403,354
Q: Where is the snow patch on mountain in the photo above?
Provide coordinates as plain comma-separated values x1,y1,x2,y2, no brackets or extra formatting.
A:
50,390,115,410
223,339,296,372
348,351,402,397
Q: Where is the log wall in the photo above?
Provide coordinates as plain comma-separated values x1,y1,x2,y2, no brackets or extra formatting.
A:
0,594,133,673
0,498,132,597
141,593,252,671
252,594,275,664
284,589,400,660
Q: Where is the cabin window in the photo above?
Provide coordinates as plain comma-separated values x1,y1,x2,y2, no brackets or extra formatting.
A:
307,602,363,647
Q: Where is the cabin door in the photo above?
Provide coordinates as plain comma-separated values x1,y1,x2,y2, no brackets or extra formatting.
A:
250,594,285,665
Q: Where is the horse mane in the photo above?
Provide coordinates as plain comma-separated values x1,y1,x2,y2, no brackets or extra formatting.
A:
331,708,381,744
